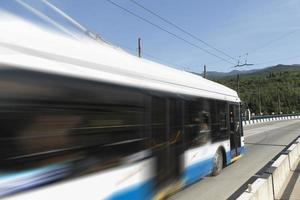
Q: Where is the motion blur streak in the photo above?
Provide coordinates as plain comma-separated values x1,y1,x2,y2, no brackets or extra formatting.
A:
0,11,242,200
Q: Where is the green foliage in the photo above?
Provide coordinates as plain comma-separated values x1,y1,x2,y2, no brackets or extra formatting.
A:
216,71,300,115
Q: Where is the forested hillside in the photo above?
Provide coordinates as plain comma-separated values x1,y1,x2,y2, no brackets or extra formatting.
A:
214,65,300,115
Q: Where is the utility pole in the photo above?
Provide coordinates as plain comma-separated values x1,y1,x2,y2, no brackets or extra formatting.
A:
203,65,207,78
258,84,262,115
236,74,240,96
277,86,281,114
138,37,141,58
235,57,240,96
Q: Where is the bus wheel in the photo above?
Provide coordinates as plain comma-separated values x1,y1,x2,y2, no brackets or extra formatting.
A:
212,149,223,176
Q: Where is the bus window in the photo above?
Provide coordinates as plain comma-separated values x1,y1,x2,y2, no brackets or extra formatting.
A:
184,98,211,148
211,100,229,142
151,97,167,146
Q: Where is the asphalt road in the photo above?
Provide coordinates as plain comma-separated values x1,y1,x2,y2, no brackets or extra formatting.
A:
170,119,300,200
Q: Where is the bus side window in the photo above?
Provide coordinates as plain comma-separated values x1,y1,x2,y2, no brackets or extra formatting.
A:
211,101,228,142
184,99,211,148
151,97,167,147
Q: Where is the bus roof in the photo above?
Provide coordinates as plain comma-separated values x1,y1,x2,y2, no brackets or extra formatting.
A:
0,14,240,102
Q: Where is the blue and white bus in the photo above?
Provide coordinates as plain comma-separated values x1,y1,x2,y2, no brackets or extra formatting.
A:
0,15,244,200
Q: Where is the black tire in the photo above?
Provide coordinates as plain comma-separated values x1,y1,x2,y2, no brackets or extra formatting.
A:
212,149,223,176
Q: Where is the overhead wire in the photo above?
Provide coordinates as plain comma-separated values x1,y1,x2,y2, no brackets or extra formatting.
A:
15,0,189,71
240,28,300,67
255,54,300,65
105,0,235,65
239,27,300,64
14,0,79,39
118,44,187,69
15,0,300,71
128,0,238,62
40,0,102,41
248,28,300,55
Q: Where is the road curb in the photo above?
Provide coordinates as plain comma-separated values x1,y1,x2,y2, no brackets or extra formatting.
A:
229,135,300,200
243,115,300,127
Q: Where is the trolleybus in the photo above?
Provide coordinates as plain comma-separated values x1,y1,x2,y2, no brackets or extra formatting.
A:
0,16,244,200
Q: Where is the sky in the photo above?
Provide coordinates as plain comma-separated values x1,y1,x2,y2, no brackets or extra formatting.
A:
1,0,300,72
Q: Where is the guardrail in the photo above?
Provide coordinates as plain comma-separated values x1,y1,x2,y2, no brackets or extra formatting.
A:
229,135,300,200
242,115,300,127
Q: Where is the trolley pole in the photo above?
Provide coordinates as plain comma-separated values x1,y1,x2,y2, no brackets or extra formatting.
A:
138,37,141,58
203,65,207,78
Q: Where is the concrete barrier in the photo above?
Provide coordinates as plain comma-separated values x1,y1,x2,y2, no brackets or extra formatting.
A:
297,138,300,155
237,191,253,200
287,144,298,170
250,177,273,200
234,135,300,200
271,155,290,199
237,175,274,200
295,139,300,155
242,115,300,127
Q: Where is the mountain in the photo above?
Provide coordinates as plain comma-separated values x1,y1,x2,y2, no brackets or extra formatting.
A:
202,64,300,80
213,64,300,115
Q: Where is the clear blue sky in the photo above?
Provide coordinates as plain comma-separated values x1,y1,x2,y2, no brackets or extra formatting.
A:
1,0,300,72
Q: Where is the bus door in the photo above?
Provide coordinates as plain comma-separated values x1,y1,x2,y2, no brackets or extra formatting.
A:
152,98,184,191
229,104,242,158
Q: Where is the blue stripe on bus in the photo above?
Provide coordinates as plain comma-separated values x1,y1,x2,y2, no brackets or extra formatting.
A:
108,179,153,200
226,151,232,165
239,146,246,154
183,158,213,186
0,163,70,197
184,149,233,186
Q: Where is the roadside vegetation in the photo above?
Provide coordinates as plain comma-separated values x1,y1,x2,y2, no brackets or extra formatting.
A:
214,65,300,115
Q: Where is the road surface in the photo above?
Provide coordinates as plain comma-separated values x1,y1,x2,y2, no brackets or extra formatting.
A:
170,119,300,200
